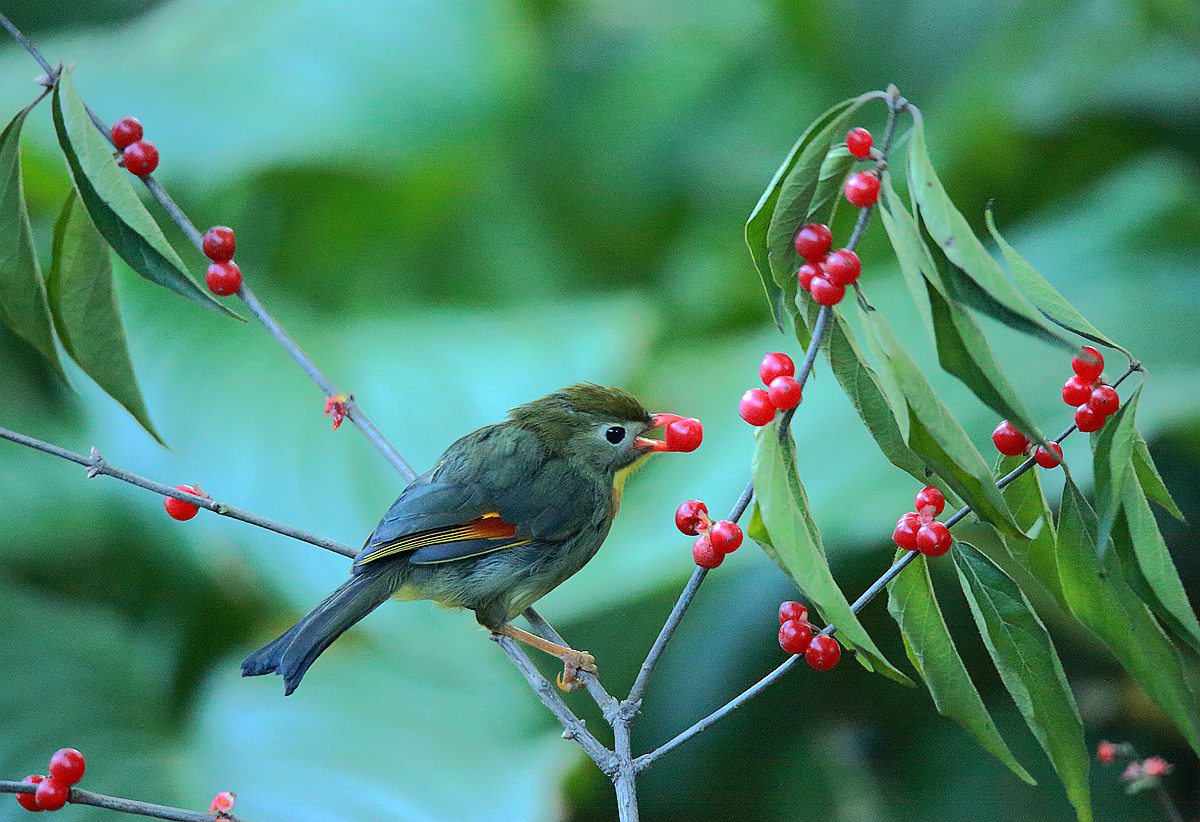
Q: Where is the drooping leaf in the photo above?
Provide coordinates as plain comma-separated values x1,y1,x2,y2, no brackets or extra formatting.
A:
985,209,1131,360
1056,477,1200,755
805,144,855,227
878,172,938,340
952,542,1092,822
941,261,1072,349
907,118,1070,350
1130,433,1185,521
752,419,911,685
0,96,65,378
874,317,1025,540
51,67,238,318
996,455,1064,608
887,551,1034,784
47,192,163,443
1114,472,1200,654
926,281,1042,441
1089,388,1140,553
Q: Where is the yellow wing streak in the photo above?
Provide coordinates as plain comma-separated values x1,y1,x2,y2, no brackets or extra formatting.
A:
357,513,520,566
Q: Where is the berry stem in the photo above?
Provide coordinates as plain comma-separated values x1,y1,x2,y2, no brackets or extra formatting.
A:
0,780,242,822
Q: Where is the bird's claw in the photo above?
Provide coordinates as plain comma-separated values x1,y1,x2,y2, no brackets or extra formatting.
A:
556,649,597,691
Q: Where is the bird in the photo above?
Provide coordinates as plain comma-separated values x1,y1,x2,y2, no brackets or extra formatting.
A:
242,383,691,695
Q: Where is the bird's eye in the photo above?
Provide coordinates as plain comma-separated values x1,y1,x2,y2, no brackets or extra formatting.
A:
605,426,626,445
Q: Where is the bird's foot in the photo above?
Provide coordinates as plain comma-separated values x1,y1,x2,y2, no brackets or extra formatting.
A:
555,649,597,691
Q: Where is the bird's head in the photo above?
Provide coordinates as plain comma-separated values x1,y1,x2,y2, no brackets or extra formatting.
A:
509,383,691,475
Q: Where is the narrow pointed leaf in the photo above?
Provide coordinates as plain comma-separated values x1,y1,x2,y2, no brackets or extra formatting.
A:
953,542,1092,822
752,419,911,685
997,455,1064,608
1130,434,1185,521
0,97,65,377
805,144,854,226
887,551,1034,784
927,281,1042,440
1114,474,1200,654
878,172,938,339
1089,389,1140,553
51,67,239,318
985,209,1131,360
47,192,163,444
1056,477,1200,755
942,262,1071,349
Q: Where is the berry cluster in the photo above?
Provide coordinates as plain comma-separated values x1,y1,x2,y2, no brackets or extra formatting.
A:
209,790,238,817
892,485,953,556
111,117,159,177
202,225,242,296
675,499,743,569
794,223,861,307
1062,346,1120,433
739,352,802,426
163,484,203,521
777,601,841,670
16,749,85,812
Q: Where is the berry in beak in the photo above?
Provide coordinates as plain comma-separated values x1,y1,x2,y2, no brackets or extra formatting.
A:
635,414,703,453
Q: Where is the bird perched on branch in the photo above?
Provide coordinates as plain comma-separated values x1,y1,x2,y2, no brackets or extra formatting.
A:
242,384,697,695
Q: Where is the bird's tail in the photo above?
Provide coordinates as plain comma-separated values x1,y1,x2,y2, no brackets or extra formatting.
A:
241,569,396,695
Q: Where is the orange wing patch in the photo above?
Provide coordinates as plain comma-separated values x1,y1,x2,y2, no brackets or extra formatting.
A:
357,512,520,566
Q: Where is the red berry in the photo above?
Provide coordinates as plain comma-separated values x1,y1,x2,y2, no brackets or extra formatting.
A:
778,618,814,655
110,117,143,150
48,749,85,786
739,388,775,426
793,223,833,261
779,600,808,624
892,512,920,551
824,249,861,285
692,534,723,569
809,276,845,306
914,485,945,517
759,351,795,386
844,170,881,207
805,634,841,670
674,499,709,536
1062,375,1094,406
34,779,68,812
205,261,243,296
1071,345,1104,381
164,486,200,521
664,418,703,452
122,140,159,176
797,262,821,291
916,521,952,557
846,127,873,159
991,420,1030,456
17,775,43,812
767,376,802,410
202,226,236,263
1074,403,1105,433
1097,741,1117,766
1088,385,1119,416
1035,442,1063,469
209,791,237,814
709,520,743,554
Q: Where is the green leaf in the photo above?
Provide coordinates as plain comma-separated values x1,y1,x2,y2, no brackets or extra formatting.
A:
887,551,1034,784
805,144,855,226
764,96,868,290
907,118,1069,350
953,542,1093,822
875,317,1025,540
50,67,239,318
1115,473,1200,654
985,209,1131,360
926,280,1042,441
1056,477,1200,755
1130,433,1185,521
47,192,163,444
997,455,1065,608
878,172,939,340
0,96,65,378
751,418,911,685
1090,388,1140,553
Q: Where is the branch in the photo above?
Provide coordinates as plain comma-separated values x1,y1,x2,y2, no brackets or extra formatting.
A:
0,10,416,483
0,781,240,822
0,427,355,559
634,360,1145,770
522,607,620,719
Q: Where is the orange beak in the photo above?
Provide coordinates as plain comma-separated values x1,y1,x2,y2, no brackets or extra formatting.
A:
635,413,685,452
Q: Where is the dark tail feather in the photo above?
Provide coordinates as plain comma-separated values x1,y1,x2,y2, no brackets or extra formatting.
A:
241,571,395,695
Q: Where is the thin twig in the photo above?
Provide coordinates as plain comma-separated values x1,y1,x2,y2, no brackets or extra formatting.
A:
0,10,417,483
0,781,238,822
0,428,355,558
522,607,620,719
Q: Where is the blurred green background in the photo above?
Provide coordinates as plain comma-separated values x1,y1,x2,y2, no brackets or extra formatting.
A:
1,1,1198,819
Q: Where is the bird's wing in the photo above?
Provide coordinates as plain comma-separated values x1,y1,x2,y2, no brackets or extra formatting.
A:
353,423,591,569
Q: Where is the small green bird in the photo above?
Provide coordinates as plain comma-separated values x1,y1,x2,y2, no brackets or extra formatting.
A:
242,384,689,695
